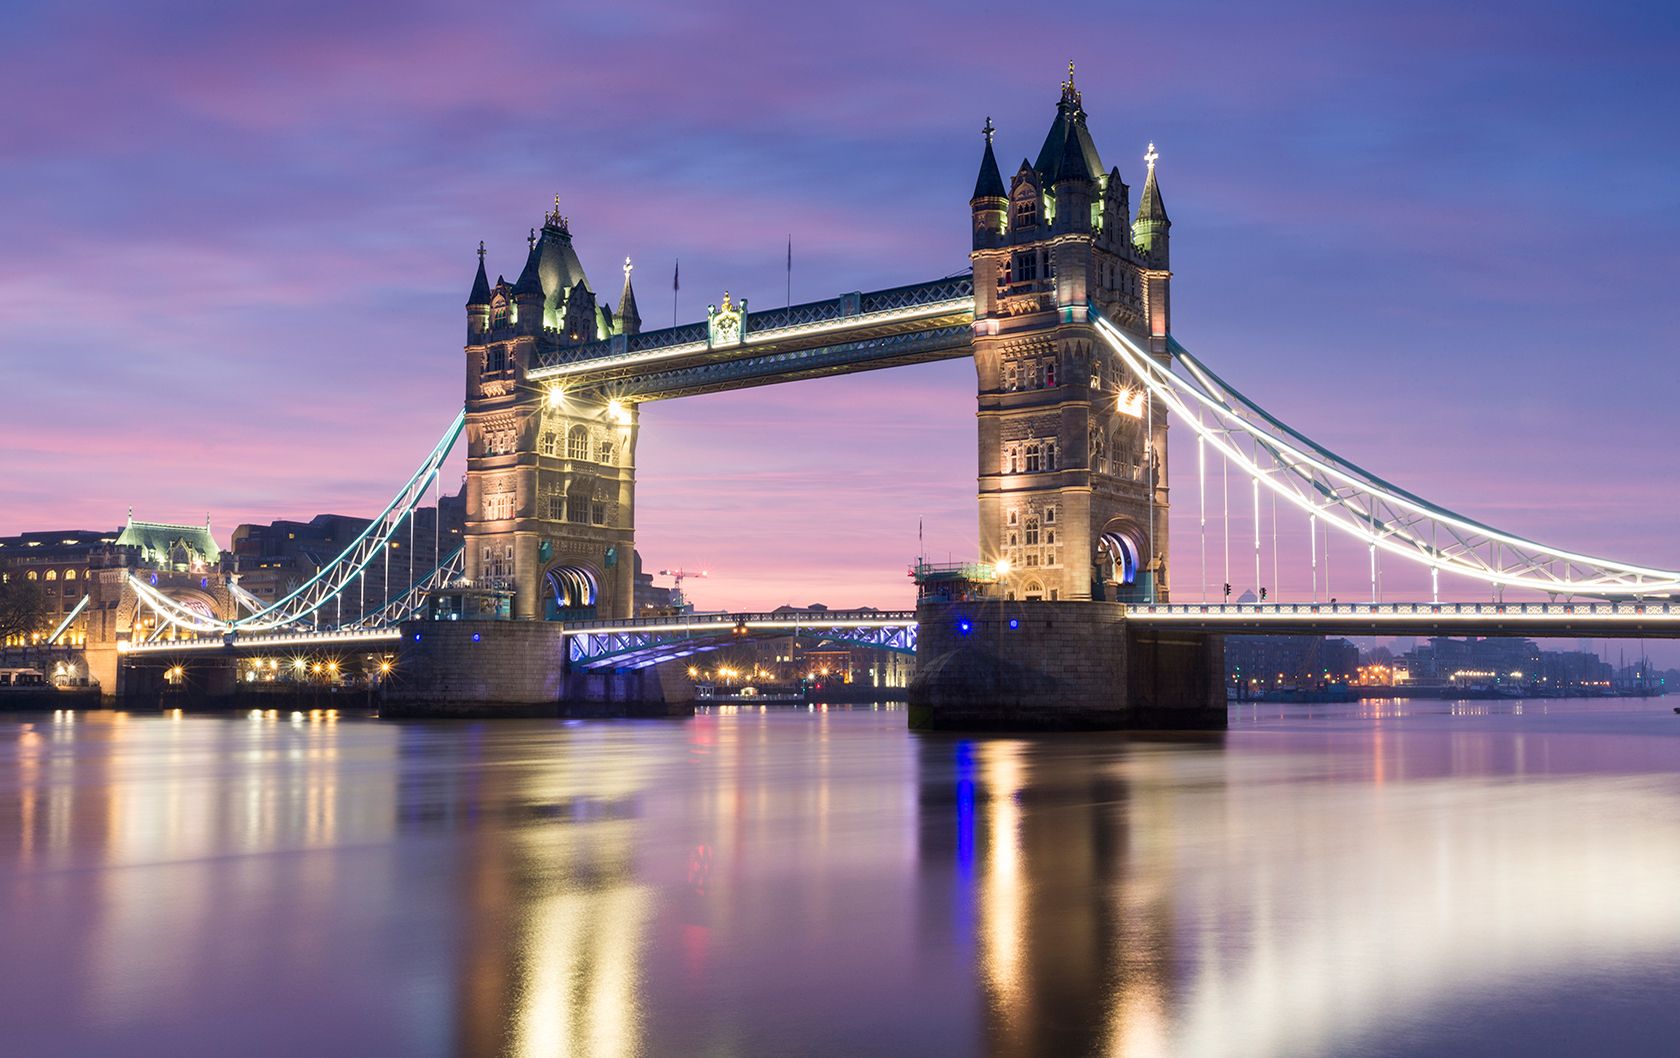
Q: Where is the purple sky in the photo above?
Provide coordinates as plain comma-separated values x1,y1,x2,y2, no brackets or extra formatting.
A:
3,0,1678,625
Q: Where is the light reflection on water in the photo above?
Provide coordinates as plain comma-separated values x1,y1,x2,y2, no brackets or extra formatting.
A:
1,700,1678,1056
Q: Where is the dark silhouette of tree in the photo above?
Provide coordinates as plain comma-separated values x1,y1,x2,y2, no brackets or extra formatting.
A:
0,581,46,643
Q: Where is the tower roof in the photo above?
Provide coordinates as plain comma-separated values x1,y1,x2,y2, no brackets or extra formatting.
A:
972,117,1007,201
1034,63,1103,186
1136,143,1169,225
466,242,491,307
512,233,543,297
537,196,592,309
618,257,641,329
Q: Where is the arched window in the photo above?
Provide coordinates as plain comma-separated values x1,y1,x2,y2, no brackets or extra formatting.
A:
540,431,557,456
1024,517,1040,546
64,569,77,581
1013,197,1037,230
568,426,590,461
596,440,614,465
26,571,37,581
1044,441,1057,471
1024,443,1041,473
1022,579,1044,601
44,570,57,581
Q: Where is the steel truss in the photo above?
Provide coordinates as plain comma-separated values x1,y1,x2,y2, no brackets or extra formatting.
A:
565,611,919,670
1092,313,1680,598
126,410,467,637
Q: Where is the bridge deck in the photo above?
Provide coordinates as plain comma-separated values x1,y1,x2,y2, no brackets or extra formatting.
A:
1127,601,1680,638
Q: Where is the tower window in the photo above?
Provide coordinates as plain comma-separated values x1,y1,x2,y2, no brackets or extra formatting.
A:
1025,518,1040,547
540,431,557,456
568,426,590,461
1024,443,1041,473
1013,198,1037,229
1013,251,1040,283
597,441,614,465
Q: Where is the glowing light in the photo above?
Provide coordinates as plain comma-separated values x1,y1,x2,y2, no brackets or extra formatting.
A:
995,558,1012,575
546,384,565,408
1117,386,1145,419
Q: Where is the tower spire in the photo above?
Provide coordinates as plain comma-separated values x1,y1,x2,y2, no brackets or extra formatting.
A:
972,117,1006,202
466,241,492,307
617,255,641,335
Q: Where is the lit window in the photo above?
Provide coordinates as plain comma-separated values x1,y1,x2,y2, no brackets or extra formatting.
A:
64,569,77,581
540,431,557,456
1024,518,1040,546
1013,197,1037,229
44,570,57,581
568,427,589,461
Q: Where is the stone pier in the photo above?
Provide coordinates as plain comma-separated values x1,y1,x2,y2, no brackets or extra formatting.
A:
908,600,1225,731
386,620,692,718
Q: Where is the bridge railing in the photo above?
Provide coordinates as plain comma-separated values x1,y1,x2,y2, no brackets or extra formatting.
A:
561,610,918,635
1129,601,1680,618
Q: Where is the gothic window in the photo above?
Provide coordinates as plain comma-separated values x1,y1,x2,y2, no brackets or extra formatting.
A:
546,495,565,521
1005,363,1017,391
1025,554,1040,568
1023,580,1043,600
1024,443,1041,473
540,432,557,457
1044,359,1056,386
26,571,36,581
44,570,56,581
1043,250,1054,279
1006,446,1019,474
1008,532,1018,547
64,569,76,581
1092,359,1103,390
1013,251,1039,283
1025,517,1041,546
1007,509,1018,526
482,347,508,374
1044,441,1057,471
597,440,614,465
1047,530,1057,546
1013,197,1037,229
591,501,606,525
568,426,590,461
1045,506,1056,524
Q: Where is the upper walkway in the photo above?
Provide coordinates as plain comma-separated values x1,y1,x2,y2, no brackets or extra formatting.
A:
527,275,975,400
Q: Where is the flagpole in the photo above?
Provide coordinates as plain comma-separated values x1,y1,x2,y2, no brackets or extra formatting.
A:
786,234,792,308
672,257,679,327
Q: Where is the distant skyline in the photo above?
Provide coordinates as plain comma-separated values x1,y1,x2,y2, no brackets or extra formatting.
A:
3,1,1677,627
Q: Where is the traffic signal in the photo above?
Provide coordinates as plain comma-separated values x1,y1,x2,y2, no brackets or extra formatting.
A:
1223,583,1232,599
1259,587,1268,601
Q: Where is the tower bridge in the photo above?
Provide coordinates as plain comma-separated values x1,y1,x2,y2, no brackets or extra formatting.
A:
97,67,1680,727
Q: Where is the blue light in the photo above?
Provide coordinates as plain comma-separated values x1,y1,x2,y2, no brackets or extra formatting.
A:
413,633,422,641
471,632,481,642
957,619,972,635
1008,618,1019,630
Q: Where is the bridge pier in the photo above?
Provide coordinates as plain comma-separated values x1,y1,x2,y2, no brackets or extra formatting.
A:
385,620,691,718
908,600,1225,731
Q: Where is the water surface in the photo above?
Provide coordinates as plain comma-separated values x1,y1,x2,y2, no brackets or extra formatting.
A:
2,699,1678,1057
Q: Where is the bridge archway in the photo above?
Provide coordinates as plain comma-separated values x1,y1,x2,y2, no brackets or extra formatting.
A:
543,564,600,621
1097,519,1151,602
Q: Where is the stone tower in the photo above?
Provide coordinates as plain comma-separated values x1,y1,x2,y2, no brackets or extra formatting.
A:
462,203,641,620
969,67,1173,602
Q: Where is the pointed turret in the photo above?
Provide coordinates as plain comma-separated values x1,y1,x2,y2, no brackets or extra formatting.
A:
972,118,1007,201
617,256,642,336
512,229,543,297
1133,142,1170,261
971,118,1008,249
466,241,491,307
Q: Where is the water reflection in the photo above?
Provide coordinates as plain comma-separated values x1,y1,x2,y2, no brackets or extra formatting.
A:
0,703,1677,1056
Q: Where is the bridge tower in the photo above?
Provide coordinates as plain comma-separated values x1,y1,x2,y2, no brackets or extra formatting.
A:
462,205,641,621
969,66,1172,603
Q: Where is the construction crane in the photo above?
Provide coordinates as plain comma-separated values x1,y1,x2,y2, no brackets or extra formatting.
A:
658,568,709,611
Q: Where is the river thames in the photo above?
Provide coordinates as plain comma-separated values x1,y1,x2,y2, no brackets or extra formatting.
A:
2,699,1677,1057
